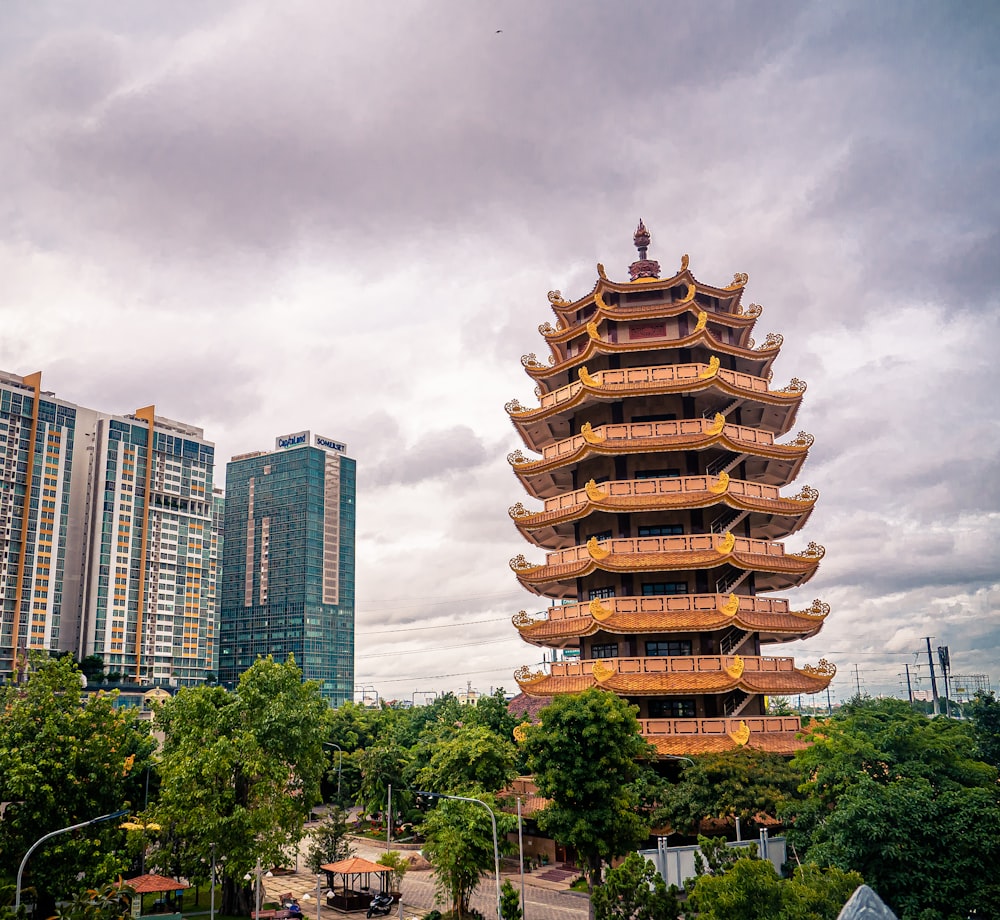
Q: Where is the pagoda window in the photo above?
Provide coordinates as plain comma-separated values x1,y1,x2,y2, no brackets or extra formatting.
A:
588,586,616,600
588,530,613,542
649,699,696,718
591,642,619,659
638,524,684,537
630,323,666,341
635,468,680,480
632,413,677,423
645,640,693,657
642,581,688,596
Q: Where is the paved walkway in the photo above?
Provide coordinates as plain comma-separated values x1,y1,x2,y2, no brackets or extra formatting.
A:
260,833,589,920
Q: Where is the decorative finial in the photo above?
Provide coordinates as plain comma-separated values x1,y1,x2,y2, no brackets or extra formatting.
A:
628,218,660,281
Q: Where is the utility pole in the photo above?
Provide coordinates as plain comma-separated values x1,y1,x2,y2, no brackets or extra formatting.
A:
826,687,832,714
924,637,940,716
904,664,913,703
937,647,952,718
853,663,862,697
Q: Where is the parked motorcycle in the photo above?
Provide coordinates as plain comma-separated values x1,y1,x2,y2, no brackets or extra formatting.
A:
366,893,394,918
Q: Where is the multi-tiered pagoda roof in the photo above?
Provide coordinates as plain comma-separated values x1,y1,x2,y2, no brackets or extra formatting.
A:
506,222,834,756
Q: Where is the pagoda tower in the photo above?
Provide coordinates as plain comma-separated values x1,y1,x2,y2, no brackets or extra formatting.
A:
506,222,835,756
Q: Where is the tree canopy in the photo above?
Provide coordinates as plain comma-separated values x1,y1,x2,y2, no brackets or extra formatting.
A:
147,656,330,915
522,688,655,899
652,748,802,837
0,655,155,915
783,696,1000,919
421,794,514,920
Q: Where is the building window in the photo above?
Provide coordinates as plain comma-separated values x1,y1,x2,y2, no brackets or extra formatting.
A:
642,582,688,595
588,586,616,600
646,640,693,657
590,643,619,659
649,699,696,718
588,530,613,542
638,524,684,536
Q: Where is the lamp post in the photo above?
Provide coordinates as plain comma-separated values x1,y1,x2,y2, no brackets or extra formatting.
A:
516,796,525,920
415,791,501,920
244,857,273,919
16,809,128,909
321,742,343,801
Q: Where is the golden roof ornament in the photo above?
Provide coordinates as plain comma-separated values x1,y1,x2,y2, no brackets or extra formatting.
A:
628,219,661,281
548,290,571,307
729,720,750,746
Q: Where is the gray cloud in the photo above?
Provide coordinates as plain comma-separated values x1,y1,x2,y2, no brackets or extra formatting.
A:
1,0,997,698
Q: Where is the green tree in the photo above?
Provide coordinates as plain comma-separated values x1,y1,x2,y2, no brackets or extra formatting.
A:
767,697,794,716
148,656,330,916
653,749,802,837
966,689,1000,767
49,879,134,920
375,851,408,893
305,807,353,872
591,852,679,920
499,880,521,920
421,795,513,920
686,855,861,920
416,724,518,795
783,696,1000,919
522,689,655,904
78,656,106,685
0,656,155,916
356,740,412,821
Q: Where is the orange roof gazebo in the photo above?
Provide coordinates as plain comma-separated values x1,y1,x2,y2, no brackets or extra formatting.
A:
125,875,190,894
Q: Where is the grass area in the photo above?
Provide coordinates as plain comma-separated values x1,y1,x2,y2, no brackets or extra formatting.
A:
569,877,589,893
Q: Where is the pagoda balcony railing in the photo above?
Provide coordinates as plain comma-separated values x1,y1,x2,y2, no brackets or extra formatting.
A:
536,419,775,463
537,474,782,516
529,363,771,415
542,594,790,623
548,655,797,678
540,533,787,568
637,715,801,737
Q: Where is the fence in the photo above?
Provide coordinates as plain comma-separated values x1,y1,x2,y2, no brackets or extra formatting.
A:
640,829,786,889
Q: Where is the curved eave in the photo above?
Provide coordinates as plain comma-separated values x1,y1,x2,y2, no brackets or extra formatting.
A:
546,267,749,319
514,602,828,647
515,663,834,697
511,482,816,548
527,328,778,389
511,428,812,499
508,369,805,444
511,544,823,597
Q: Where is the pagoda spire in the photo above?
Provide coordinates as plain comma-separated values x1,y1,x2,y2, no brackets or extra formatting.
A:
628,218,660,281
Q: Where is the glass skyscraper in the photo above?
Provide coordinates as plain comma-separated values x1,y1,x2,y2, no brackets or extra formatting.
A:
219,431,355,705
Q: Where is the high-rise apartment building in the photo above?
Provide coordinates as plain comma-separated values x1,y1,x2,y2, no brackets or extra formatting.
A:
219,431,355,705
0,370,219,686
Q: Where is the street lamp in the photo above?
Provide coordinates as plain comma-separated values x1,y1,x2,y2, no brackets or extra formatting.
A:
16,809,128,909
415,791,501,920
322,742,343,801
244,857,273,919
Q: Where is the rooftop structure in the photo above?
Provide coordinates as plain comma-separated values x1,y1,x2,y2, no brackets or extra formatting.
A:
505,224,834,756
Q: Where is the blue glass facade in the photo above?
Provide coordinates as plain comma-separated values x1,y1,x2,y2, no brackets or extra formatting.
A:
219,441,355,704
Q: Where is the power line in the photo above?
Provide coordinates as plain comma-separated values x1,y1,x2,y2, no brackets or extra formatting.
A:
357,615,509,635
355,637,514,659
359,590,526,612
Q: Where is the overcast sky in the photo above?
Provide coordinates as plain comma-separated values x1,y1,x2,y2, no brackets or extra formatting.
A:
2,1,997,705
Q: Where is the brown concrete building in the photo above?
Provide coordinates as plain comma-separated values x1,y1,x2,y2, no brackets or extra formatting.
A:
506,222,834,756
